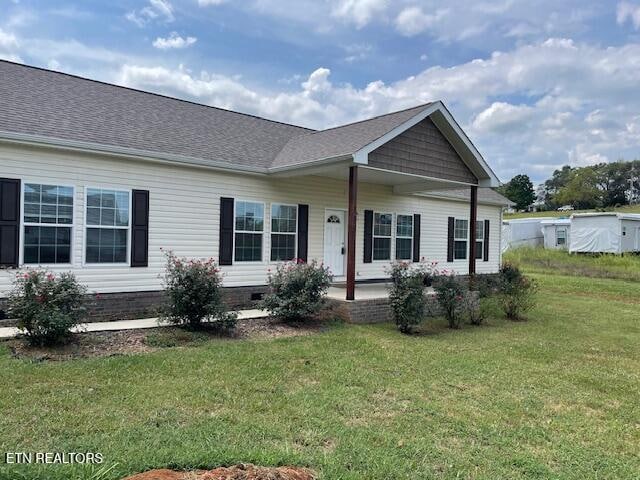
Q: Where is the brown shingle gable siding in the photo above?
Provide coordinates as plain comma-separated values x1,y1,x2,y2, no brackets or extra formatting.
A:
368,117,477,184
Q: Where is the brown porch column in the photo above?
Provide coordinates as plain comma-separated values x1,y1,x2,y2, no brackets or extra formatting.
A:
469,185,478,277
346,166,358,300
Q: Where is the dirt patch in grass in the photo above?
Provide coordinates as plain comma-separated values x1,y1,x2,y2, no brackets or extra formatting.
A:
124,464,316,480
4,317,331,361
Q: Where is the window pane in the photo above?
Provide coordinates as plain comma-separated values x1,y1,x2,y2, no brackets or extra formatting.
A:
86,245,99,263
24,203,40,223
373,237,391,260
271,204,297,233
86,228,100,246
58,205,73,224
397,215,413,237
24,246,39,264
396,238,412,260
235,201,264,232
56,245,71,264
41,204,57,223
24,184,41,204
40,245,56,264
24,226,72,264
101,191,115,208
58,187,73,205
115,192,129,226
24,226,40,246
235,232,262,261
454,240,467,260
476,221,484,239
270,233,296,261
87,207,101,225
101,208,115,226
41,185,57,205
455,219,468,239
87,189,101,207
374,213,392,237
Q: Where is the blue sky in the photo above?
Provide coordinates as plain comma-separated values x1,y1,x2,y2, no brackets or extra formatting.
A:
2,0,640,184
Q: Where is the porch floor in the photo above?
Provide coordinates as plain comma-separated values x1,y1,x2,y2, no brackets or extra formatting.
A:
328,283,434,301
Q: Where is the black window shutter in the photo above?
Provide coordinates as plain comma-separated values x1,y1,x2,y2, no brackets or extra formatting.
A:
219,197,234,265
131,189,149,267
363,209,373,263
483,219,490,262
447,216,455,262
0,178,20,268
413,214,421,262
297,204,309,262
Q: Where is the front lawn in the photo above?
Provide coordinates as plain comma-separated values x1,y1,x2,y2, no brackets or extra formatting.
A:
1,273,639,479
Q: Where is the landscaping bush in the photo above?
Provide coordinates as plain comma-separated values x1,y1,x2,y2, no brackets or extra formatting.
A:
387,261,429,334
160,251,237,330
433,273,466,329
261,260,333,322
8,270,87,346
462,291,486,326
498,262,538,320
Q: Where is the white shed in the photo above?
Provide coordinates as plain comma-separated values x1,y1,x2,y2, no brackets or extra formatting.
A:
569,213,640,254
541,218,571,250
501,218,546,252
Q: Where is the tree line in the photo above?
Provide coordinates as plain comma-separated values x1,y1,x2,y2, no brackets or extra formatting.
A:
497,160,640,211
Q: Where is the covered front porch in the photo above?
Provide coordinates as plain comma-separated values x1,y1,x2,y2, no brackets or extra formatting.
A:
271,101,500,301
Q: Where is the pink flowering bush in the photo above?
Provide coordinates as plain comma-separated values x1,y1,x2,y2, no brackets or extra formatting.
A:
433,273,467,329
8,270,87,345
160,251,237,330
261,260,332,322
498,262,538,320
387,261,429,334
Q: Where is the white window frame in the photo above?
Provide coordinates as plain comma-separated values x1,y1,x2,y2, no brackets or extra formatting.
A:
395,213,414,261
20,181,76,267
233,199,266,264
372,211,393,262
556,227,567,246
269,202,297,263
453,218,469,261
475,220,484,260
83,185,132,267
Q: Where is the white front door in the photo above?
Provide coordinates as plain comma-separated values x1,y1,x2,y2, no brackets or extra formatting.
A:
324,209,346,277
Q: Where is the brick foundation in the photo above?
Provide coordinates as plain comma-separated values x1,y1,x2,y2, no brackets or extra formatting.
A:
337,293,443,324
0,285,270,325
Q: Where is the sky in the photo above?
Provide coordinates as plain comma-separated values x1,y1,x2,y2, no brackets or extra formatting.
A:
1,0,640,184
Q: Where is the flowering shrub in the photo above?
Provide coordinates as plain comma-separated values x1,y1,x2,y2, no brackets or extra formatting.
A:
415,257,442,286
462,290,486,326
160,251,237,330
498,262,538,320
261,260,332,322
387,261,428,334
433,273,467,329
8,270,87,346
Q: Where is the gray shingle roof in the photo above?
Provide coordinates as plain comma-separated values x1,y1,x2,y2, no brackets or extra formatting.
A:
421,188,514,206
271,103,432,168
0,60,311,170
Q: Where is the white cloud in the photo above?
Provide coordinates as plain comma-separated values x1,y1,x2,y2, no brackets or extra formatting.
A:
395,7,449,36
472,102,535,133
126,0,174,27
198,0,226,5
0,27,18,50
617,1,640,29
331,0,388,28
152,32,197,50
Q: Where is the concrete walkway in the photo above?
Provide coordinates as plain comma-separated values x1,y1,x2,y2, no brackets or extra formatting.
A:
0,309,269,339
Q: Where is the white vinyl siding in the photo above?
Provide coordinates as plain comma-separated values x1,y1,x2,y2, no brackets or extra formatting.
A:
0,143,503,295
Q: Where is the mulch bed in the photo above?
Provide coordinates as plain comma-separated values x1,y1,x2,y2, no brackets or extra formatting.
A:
123,464,315,480
3,317,331,361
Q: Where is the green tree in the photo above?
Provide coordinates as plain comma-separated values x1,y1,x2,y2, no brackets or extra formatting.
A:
498,174,535,210
555,167,601,209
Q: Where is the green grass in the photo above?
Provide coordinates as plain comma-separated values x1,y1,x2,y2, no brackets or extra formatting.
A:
1,273,639,479
504,204,640,220
504,246,640,282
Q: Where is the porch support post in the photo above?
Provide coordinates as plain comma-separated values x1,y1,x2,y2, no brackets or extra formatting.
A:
469,185,478,278
346,166,358,301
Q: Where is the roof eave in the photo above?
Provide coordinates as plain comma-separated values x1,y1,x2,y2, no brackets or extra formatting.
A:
0,130,270,175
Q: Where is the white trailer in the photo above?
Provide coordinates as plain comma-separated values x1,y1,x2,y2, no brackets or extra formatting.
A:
541,218,571,250
501,218,546,252
569,213,640,254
